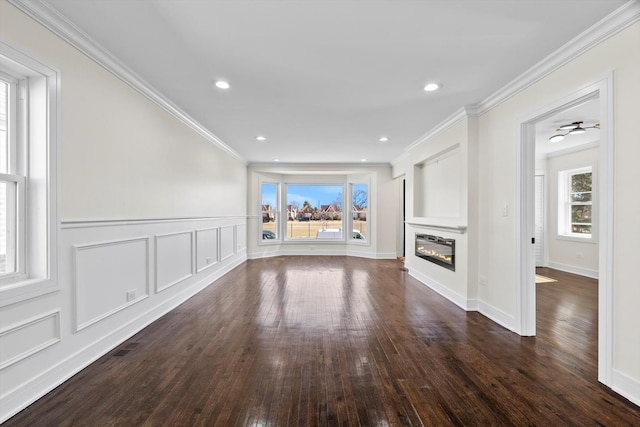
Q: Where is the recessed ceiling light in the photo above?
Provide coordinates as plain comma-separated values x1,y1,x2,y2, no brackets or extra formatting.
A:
214,80,230,89
360,158,367,162
423,83,440,92
378,136,389,143
256,135,267,141
272,158,280,162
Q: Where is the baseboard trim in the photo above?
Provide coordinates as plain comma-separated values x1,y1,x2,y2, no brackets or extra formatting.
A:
247,250,396,260
547,262,598,279
477,300,517,333
408,268,476,311
611,369,640,408
0,255,246,424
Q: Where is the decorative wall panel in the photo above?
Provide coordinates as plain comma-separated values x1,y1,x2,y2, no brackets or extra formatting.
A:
220,225,235,261
155,231,194,292
74,238,149,331
196,227,219,273
236,224,246,252
0,310,60,370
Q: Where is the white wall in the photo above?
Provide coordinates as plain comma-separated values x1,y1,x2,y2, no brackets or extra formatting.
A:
246,163,398,260
0,2,248,422
546,147,599,277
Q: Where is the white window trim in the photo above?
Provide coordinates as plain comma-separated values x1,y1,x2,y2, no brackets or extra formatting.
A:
259,180,280,245
0,41,59,307
557,164,597,244
349,182,369,245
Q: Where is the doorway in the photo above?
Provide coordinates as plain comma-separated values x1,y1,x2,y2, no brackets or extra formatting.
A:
534,173,545,267
517,75,614,385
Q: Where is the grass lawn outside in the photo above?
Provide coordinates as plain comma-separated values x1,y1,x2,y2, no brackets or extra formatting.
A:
262,220,367,239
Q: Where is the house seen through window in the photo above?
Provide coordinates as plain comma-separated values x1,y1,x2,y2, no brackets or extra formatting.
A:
260,181,369,242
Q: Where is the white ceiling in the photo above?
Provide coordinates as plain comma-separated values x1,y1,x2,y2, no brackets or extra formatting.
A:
42,0,627,164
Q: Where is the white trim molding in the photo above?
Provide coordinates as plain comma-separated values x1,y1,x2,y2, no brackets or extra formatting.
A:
73,237,150,331
393,0,640,166
476,0,640,114
8,0,245,164
612,369,640,408
0,310,61,370
408,267,477,312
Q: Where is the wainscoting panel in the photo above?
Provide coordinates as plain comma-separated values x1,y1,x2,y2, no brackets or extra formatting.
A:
236,224,246,252
74,238,149,331
220,225,235,261
196,227,219,273
2,217,246,424
0,310,60,370
155,231,194,292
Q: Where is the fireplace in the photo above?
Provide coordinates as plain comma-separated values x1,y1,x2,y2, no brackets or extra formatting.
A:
415,234,455,271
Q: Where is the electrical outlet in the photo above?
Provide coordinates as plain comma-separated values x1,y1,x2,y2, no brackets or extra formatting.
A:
126,290,136,302
576,252,584,259
479,276,487,287
206,257,211,264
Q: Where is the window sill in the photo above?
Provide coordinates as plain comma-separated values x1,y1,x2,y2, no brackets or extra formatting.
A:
556,234,598,244
0,277,59,307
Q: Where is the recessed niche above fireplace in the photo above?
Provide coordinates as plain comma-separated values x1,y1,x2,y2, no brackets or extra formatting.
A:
415,234,455,271
413,144,461,219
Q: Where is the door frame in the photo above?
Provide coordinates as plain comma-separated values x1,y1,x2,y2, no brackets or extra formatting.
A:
534,172,547,267
516,74,614,385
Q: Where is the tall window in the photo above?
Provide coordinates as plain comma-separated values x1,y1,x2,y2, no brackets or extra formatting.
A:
0,42,58,306
0,74,24,278
261,182,278,241
558,166,593,239
285,184,343,240
351,183,368,241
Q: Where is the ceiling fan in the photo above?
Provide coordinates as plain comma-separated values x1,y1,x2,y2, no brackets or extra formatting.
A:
549,121,600,143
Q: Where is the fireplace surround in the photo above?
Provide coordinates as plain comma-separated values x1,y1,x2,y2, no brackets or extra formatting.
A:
415,234,455,271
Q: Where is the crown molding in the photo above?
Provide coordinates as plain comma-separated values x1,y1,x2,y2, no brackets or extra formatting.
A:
397,0,639,161
8,0,246,164
476,0,640,114
403,107,469,154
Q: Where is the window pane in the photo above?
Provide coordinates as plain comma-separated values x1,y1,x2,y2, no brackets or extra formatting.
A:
261,183,277,240
0,180,16,274
0,80,8,174
286,184,343,239
572,223,592,234
571,204,592,235
571,172,592,193
352,184,368,240
570,191,592,202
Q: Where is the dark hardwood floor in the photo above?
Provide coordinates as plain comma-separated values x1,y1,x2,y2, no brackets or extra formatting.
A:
6,257,640,426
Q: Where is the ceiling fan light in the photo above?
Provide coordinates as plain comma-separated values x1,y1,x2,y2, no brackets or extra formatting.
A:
549,134,565,143
557,122,579,130
569,127,586,135
423,83,440,92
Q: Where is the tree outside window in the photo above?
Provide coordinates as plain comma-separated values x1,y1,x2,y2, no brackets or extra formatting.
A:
558,166,593,240
351,184,368,240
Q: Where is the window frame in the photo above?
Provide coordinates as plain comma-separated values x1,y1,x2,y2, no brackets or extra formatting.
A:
557,165,597,243
0,41,59,306
259,181,280,244
349,182,369,244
